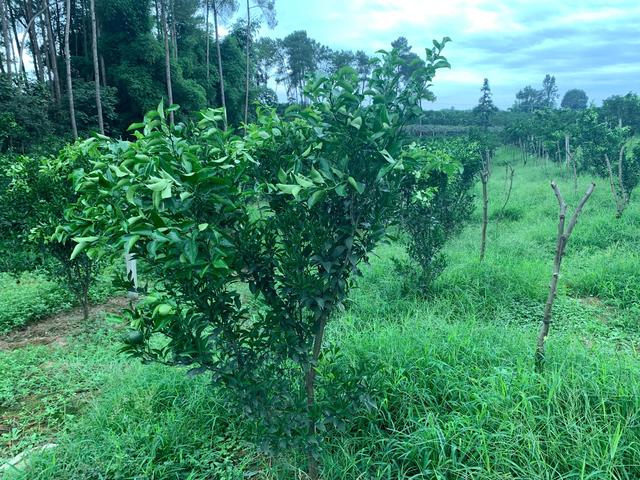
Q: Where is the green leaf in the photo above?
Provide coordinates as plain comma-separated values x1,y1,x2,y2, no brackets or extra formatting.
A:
350,116,363,130
348,176,365,194
295,174,314,188
70,241,89,260
158,99,165,119
276,184,302,198
380,149,395,164
198,223,209,231
309,167,325,184
213,258,228,269
125,235,141,253
146,179,170,192
184,239,198,264
308,190,325,207
126,185,138,204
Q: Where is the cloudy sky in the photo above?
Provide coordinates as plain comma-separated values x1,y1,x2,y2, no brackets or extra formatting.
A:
254,0,640,110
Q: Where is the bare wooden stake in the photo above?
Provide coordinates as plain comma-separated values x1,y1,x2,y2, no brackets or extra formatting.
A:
535,181,595,372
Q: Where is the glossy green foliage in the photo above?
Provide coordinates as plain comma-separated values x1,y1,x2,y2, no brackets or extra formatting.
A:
63,43,453,455
395,138,481,293
0,146,97,314
575,109,638,194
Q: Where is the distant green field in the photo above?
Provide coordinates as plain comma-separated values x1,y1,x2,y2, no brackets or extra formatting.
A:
2,147,640,479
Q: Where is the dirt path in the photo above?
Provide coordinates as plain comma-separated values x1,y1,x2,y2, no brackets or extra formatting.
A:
0,297,131,351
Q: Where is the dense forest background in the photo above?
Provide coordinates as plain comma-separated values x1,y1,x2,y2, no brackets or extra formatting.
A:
2,0,640,156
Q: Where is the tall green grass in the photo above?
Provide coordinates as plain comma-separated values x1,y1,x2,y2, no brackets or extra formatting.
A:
4,147,640,479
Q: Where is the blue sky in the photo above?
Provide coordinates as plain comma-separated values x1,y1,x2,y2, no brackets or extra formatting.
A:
248,0,640,110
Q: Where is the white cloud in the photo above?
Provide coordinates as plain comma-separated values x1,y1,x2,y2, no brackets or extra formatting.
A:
260,0,640,107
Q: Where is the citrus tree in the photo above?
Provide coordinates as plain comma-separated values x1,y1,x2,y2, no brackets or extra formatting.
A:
65,40,452,479
575,109,638,217
1,149,96,318
395,138,482,293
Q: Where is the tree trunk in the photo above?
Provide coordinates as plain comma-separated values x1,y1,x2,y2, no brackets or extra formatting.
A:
244,0,250,127
212,3,227,129
304,313,328,480
52,0,62,56
82,299,89,320
82,0,88,57
535,182,595,372
89,0,104,134
154,0,161,39
97,20,106,86
26,0,44,82
1,0,13,82
205,0,209,84
7,2,26,82
39,16,54,95
160,0,174,124
500,165,515,217
479,159,489,262
617,146,629,209
64,0,78,139
44,1,61,103
170,0,177,60
604,154,620,215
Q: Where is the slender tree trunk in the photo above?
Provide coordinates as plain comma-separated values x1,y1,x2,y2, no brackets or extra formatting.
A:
64,0,78,139
479,156,489,262
500,165,515,217
604,149,629,218
160,0,174,124
617,146,629,207
304,313,328,480
89,0,104,134
535,182,595,372
96,20,106,86
244,0,250,127
54,0,63,57
1,0,13,82
170,0,177,60
154,0,161,39
212,3,227,129
82,0,88,57
18,5,48,82
8,2,26,82
205,0,209,84
44,1,61,103
39,16,54,96
82,299,89,320
26,0,44,82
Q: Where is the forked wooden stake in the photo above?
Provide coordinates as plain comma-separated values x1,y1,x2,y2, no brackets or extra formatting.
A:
535,181,595,372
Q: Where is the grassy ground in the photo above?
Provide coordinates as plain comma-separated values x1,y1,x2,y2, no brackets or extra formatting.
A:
0,270,120,334
1,147,639,479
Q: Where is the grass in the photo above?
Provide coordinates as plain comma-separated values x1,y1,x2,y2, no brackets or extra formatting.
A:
2,147,640,478
0,274,73,334
0,269,120,334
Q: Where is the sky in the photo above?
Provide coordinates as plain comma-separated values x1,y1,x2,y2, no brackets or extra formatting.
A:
249,0,640,110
